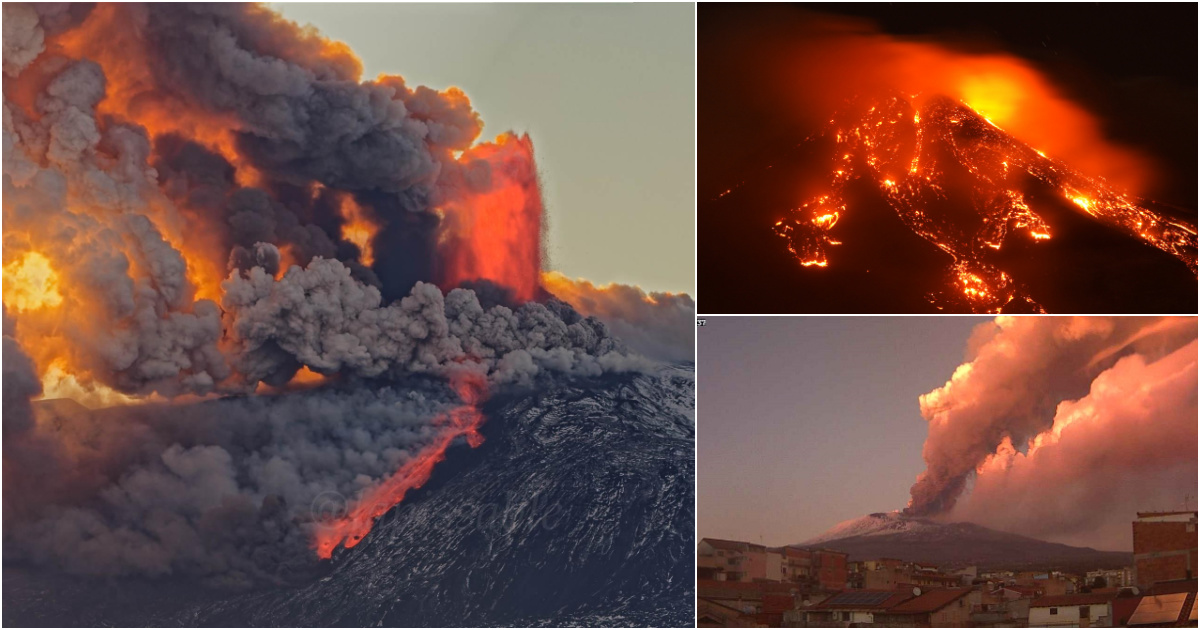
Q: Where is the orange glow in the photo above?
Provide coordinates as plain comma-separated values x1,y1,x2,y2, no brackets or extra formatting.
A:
438,133,543,302
766,13,1156,194
337,195,379,266
40,358,145,409
289,366,326,386
813,212,839,229
3,252,64,312
313,372,488,558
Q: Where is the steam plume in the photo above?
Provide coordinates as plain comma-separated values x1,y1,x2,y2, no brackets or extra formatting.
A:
908,316,1196,548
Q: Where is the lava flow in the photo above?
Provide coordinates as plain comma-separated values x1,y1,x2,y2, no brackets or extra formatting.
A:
437,133,544,303
771,94,1198,313
314,372,489,559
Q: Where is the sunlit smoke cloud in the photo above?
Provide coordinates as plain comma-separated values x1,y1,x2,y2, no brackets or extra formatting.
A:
907,316,1194,513
907,316,1196,549
949,339,1197,550
541,272,695,364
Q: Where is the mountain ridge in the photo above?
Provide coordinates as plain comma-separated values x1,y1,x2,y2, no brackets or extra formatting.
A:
797,512,1132,571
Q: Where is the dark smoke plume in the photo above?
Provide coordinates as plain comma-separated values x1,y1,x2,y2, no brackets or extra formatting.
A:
1,3,690,587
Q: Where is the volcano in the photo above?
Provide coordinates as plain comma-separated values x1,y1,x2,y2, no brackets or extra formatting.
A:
800,512,1132,571
699,94,1197,314
2,366,696,627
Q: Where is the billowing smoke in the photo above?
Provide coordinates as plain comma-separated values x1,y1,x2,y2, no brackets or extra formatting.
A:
542,271,695,363
4,380,480,587
2,3,690,586
907,316,1197,548
1,2,572,401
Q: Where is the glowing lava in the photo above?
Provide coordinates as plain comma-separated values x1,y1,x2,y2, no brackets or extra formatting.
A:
313,372,489,559
337,195,380,266
3,252,64,312
769,94,1197,312
438,133,544,303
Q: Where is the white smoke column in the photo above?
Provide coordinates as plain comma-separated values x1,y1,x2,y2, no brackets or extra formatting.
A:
907,316,1196,516
948,338,1197,550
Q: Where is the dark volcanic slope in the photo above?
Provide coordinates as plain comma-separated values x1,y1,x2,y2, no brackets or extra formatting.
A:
802,513,1131,571
3,367,696,628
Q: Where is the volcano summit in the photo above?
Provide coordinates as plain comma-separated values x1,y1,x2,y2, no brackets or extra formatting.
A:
801,512,1132,571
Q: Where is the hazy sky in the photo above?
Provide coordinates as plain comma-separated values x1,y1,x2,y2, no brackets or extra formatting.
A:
697,316,988,546
271,3,695,295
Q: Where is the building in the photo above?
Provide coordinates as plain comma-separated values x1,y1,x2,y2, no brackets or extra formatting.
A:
805,590,916,627
1087,568,1134,589
873,588,976,627
1028,592,1116,628
698,538,769,582
862,562,961,591
697,579,799,615
775,546,849,591
1133,512,1198,590
698,598,761,628
993,585,1044,601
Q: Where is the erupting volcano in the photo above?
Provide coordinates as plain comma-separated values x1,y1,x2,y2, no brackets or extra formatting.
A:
699,4,1197,314
2,3,695,626
769,94,1197,313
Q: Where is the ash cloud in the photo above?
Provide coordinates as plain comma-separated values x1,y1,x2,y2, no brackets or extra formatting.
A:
1,3,683,588
220,256,653,388
2,3,669,400
949,339,1197,550
4,384,473,587
908,316,1197,547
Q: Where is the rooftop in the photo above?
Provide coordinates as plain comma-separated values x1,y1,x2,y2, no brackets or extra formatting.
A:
887,588,972,614
701,538,767,552
1032,592,1118,608
811,590,913,611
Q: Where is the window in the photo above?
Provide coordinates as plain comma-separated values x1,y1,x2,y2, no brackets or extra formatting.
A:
1080,606,1090,618
1050,608,1058,615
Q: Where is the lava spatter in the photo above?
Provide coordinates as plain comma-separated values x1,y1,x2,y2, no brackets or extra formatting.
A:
771,94,1198,313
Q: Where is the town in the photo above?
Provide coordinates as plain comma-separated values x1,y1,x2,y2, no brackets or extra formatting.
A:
699,512,1198,627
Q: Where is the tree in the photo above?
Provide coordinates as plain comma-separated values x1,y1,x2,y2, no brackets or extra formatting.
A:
1092,576,1108,590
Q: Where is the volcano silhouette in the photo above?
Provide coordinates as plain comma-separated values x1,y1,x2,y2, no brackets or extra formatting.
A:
699,94,1197,314
800,512,1132,571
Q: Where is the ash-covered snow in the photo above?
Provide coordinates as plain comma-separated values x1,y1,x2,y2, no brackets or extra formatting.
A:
3,365,696,627
802,511,939,545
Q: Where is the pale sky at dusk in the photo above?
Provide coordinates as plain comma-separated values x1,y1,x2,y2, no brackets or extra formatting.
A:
697,316,988,546
272,3,695,295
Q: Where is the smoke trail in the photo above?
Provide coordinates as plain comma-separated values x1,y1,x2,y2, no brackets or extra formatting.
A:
907,316,1196,519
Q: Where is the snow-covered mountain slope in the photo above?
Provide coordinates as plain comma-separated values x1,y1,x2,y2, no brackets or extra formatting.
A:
802,511,941,545
800,511,1132,570
3,366,696,627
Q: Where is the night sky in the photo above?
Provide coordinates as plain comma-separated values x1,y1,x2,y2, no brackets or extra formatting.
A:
700,2,1197,204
